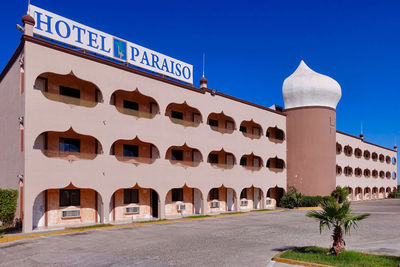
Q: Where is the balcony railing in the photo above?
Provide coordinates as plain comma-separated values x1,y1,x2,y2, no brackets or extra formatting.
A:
41,150,98,160
42,92,98,108
115,155,157,164
209,126,234,134
116,106,155,119
169,117,200,127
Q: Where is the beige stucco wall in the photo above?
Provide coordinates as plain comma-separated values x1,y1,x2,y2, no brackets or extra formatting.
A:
0,50,25,219
336,132,397,195
21,39,286,232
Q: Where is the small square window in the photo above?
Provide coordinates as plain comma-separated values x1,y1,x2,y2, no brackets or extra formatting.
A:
239,126,247,133
240,157,247,166
123,100,139,110
124,189,139,204
123,144,139,157
60,86,80,99
171,150,183,161
59,189,80,207
59,138,80,153
172,188,183,202
171,111,183,120
209,188,219,200
208,154,219,164
209,119,218,127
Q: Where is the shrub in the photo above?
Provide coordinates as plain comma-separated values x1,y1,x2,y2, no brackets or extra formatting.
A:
0,189,18,226
299,196,322,207
331,186,349,203
280,188,303,209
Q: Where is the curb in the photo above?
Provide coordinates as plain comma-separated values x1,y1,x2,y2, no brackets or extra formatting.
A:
272,250,333,267
0,208,284,244
294,207,322,210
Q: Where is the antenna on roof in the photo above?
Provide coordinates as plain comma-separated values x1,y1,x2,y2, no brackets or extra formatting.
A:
202,53,205,78
360,121,364,140
27,0,30,14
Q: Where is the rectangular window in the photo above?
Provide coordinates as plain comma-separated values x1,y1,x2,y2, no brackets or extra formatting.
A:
226,154,234,165
59,189,80,207
209,188,219,200
252,127,260,136
123,100,139,110
240,157,247,166
172,188,183,202
171,110,183,120
240,189,247,199
59,138,80,153
124,189,139,204
171,149,183,161
239,126,247,133
208,153,219,164
60,86,80,99
253,157,260,167
193,113,201,124
123,144,139,157
209,119,219,127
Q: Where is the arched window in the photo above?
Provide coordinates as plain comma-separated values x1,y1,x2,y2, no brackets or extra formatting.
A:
266,126,285,142
363,150,370,160
344,145,353,157
266,157,285,172
371,152,378,161
354,148,362,158
207,112,235,134
372,170,378,178
379,171,385,179
344,166,353,176
165,102,202,127
386,171,391,179
355,168,362,177
392,157,397,164
363,169,371,178
392,172,397,179
336,143,342,154
336,165,342,175
385,156,391,164
379,154,385,163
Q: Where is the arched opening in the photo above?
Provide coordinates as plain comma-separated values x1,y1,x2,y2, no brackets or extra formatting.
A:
386,156,391,164
33,128,102,161
372,169,378,178
33,184,102,230
363,169,371,178
355,187,362,201
266,157,285,172
344,166,353,176
379,187,385,199
363,150,370,160
266,126,285,143
379,154,385,163
336,143,342,154
111,185,160,222
386,187,392,198
165,144,202,168
354,168,362,177
354,148,362,158
372,187,378,199
111,137,159,164
239,120,263,139
165,185,203,218
364,187,371,200
336,165,342,176
239,186,264,210
34,72,103,107
207,112,236,134
379,171,385,179
207,186,237,213
371,152,378,161
344,145,353,157
386,171,391,179
266,186,285,208
111,89,159,119
346,187,353,201
392,157,397,164
240,153,263,171
207,149,236,169
165,102,202,127
393,172,397,179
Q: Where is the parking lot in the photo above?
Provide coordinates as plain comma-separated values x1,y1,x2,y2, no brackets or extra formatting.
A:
0,199,399,267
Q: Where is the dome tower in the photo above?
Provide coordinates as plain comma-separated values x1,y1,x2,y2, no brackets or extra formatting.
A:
283,61,341,196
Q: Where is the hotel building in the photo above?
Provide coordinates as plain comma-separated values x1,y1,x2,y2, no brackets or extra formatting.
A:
0,13,397,233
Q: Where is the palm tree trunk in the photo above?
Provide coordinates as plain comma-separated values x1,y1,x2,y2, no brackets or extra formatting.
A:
331,226,346,255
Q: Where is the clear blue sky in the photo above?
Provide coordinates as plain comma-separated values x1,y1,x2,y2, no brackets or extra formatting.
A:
1,0,399,181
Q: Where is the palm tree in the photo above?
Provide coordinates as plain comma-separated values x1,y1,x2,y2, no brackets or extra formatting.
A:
306,200,369,255
331,186,349,203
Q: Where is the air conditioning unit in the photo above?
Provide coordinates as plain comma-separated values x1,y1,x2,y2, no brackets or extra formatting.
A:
210,201,220,208
62,210,80,218
125,206,140,214
265,199,272,205
240,200,248,206
177,204,186,211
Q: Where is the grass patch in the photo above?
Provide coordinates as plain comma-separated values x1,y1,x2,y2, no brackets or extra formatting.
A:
250,209,275,212
66,224,112,230
137,219,167,224
222,211,244,215
185,215,211,218
279,246,400,267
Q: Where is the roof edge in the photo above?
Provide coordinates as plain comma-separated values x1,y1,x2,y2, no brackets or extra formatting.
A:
336,130,396,153
0,39,24,83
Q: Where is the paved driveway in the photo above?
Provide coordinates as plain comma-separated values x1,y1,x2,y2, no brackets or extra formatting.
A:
1,200,399,266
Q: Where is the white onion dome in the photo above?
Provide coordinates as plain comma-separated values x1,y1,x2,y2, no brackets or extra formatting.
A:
282,60,341,110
